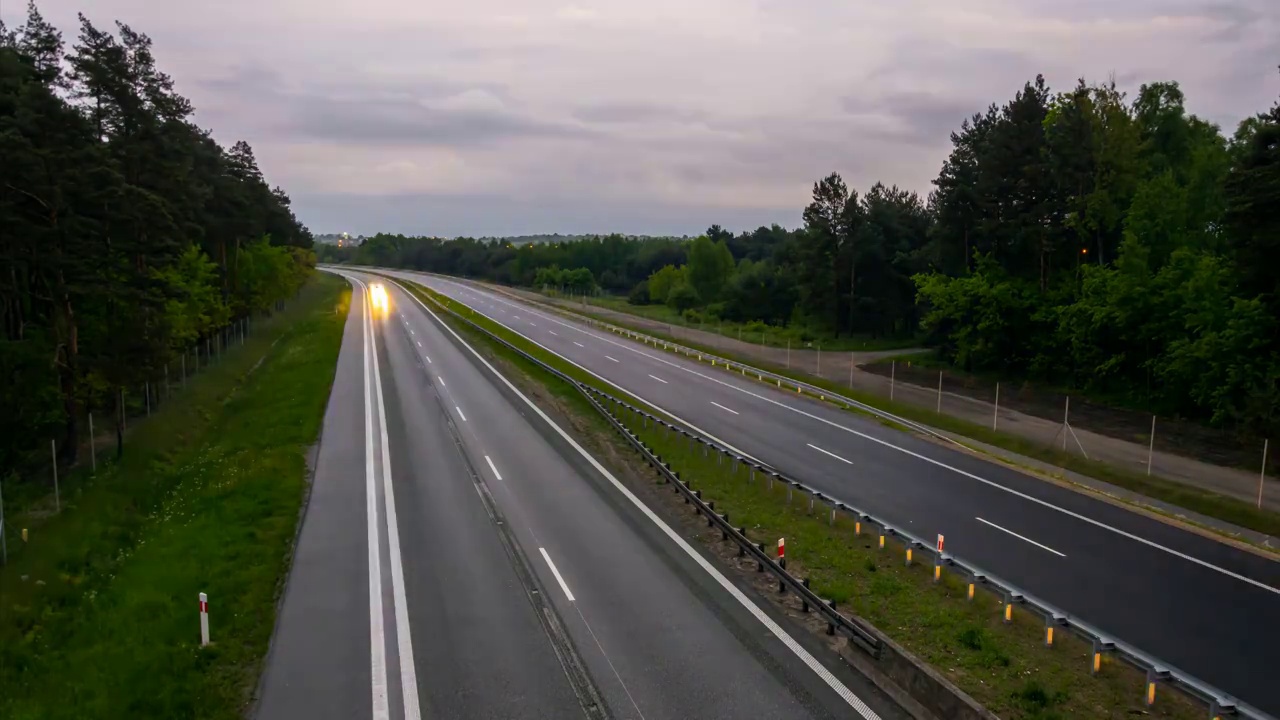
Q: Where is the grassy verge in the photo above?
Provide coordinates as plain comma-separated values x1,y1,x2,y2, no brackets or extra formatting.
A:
563,292,921,352
407,279,1203,720
518,295,1280,539
0,274,349,720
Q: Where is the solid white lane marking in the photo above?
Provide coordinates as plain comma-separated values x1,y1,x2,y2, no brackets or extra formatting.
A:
387,272,762,465
605,356,619,363
456,406,467,422
485,455,503,481
976,517,1066,557
573,341,585,348
354,278,390,720
539,548,576,602
397,283,881,719
807,443,853,465
710,401,739,416
431,286,1278,596
366,281,423,720
648,374,668,384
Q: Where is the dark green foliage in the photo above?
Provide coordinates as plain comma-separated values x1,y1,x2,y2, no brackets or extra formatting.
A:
0,4,313,479
917,71,1280,437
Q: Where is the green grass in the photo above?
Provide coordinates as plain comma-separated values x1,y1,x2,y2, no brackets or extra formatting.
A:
0,275,349,720
567,292,921,352
406,279,1204,720
523,295,1280,539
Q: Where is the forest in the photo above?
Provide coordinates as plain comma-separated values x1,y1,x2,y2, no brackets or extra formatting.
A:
327,72,1279,438
1,4,315,480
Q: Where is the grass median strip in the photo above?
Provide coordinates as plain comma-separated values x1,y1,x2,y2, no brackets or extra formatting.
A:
0,275,349,720
402,277,1203,720
517,293,1280,540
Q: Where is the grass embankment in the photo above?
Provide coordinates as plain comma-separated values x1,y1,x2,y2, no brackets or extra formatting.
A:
402,278,1203,720
568,292,920,352
0,275,349,720
531,297,1280,539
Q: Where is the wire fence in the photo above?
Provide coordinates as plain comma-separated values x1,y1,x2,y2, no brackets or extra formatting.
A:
0,306,284,566
521,289,1275,514
426,282,1271,720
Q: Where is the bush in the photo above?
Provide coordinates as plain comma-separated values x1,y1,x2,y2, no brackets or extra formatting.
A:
627,281,650,305
681,308,704,323
667,282,701,311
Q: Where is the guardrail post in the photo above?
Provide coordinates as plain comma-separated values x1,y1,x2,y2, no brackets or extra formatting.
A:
878,529,886,550
905,545,913,566
1091,639,1112,674
826,600,837,635
1145,668,1169,707
756,544,765,572
1003,593,1014,623
1046,614,1064,647
801,579,810,612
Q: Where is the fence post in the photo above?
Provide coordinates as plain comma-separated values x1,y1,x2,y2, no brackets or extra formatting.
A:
786,339,791,369
1147,416,1156,476
1260,439,1270,509
145,381,151,417
89,412,96,473
1063,396,1070,451
890,360,895,401
993,382,1000,430
120,388,126,433
164,364,169,400
0,473,7,565
849,353,854,388
51,439,60,513
182,353,187,387
936,371,942,412
816,346,821,374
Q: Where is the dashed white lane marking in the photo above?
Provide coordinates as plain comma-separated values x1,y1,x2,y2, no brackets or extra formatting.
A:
648,374,668,384
807,443,853,465
710,401,739,415
485,455,503,481
573,341,585,348
438,376,445,386
605,356,619,363
976,517,1066,557
456,406,467,422
550,330,559,336
416,340,422,347
539,548,575,602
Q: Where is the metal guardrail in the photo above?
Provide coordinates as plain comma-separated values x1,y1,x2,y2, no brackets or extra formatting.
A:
410,277,1269,720
415,283,884,658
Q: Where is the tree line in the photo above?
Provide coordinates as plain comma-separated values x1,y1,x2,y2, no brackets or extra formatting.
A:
1,2,315,479
325,71,1278,437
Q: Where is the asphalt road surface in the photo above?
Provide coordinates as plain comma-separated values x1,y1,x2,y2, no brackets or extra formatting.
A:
255,270,908,720
377,268,1280,716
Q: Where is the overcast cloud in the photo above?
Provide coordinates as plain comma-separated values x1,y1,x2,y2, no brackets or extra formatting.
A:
4,0,1277,236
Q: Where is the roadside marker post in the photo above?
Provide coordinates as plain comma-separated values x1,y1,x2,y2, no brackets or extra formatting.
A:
777,537,785,569
199,593,210,646
51,440,60,513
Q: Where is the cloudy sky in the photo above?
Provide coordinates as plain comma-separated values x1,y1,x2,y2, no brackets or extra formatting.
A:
5,0,1277,236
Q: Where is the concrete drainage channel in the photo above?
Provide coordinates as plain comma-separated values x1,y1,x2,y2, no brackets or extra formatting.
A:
416,281,1266,720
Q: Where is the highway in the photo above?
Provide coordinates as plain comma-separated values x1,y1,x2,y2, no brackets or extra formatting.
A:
380,268,1280,716
255,270,908,719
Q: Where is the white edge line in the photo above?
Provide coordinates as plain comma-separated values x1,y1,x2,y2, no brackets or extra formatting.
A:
351,276,390,720
976,517,1066,557
539,547,576,602
366,278,423,719
807,442,853,465
394,280,882,719
427,276,1280,595
710,401,740,416
399,273,765,465
485,454,503,481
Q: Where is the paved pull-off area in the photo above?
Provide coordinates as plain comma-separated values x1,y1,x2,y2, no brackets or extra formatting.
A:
255,270,907,719
378,269,1280,717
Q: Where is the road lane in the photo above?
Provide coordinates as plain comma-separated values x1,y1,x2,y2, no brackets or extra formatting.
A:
389,269,1280,714
376,272,908,720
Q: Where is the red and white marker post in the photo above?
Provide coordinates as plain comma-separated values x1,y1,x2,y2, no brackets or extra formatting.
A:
777,537,786,567
199,592,210,646
936,534,945,553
